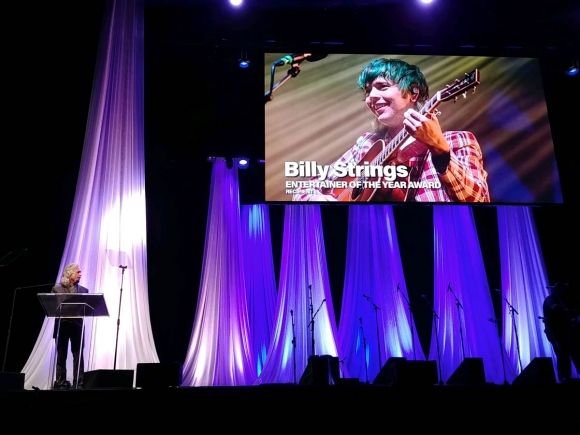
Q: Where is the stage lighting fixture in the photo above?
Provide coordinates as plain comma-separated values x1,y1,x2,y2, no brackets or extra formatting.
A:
237,158,250,169
566,65,578,77
238,59,250,69
230,0,242,6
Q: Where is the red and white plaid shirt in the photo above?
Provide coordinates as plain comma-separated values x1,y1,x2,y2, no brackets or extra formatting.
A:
292,130,490,203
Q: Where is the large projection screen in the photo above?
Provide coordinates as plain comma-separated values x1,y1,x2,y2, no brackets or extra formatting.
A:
264,53,563,205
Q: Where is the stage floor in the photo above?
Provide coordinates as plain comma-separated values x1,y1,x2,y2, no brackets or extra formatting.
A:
1,382,578,428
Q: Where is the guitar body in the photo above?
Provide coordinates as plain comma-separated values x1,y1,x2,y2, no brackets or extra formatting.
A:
330,138,426,202
325,69,480,203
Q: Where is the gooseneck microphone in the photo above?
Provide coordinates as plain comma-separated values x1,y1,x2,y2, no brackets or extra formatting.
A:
274,53,328,66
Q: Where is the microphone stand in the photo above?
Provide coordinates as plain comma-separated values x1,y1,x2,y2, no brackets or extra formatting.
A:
264,62,303,104
308,285,314,357
500,291,523,373
290,309,297,384
363,294,382,370
2,282,55,372
113,265,127,370
488,318,508,385
359,317,369,384
422,295,444,385
447,284,466,360
397,284,417,361
308,298,326,358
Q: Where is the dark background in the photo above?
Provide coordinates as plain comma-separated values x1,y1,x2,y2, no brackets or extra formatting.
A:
1,0,578,372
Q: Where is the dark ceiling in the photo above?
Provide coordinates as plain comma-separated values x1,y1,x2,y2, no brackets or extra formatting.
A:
143,0,580,54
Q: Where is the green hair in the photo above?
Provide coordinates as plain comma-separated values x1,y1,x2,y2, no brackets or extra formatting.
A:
357,58,429,108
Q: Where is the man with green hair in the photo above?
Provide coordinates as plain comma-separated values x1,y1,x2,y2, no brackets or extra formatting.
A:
292,58,489,203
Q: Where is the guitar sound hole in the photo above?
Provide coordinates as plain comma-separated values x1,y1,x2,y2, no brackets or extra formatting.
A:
351,176,367,201
351,186,363,201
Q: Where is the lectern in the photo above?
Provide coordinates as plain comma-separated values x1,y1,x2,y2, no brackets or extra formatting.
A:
38,293,109,389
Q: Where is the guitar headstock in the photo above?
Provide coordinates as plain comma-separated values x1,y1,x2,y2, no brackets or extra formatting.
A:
436,69,480,103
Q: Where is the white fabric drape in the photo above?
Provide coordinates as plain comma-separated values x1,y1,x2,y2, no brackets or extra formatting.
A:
256,205,343,384
22,0,159,390
429,206,512,384
241,204,278,377
338,205,425,383
496,206,565,381
181,158,256,386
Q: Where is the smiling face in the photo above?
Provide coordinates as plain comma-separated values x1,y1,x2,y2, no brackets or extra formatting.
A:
365,77,416,136
358,59,429,137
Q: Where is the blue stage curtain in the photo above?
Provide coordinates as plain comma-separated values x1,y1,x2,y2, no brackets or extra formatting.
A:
496,206,570,381
256,205,343,384
338,205,425,384
429,206,512,384
181,158,256,386
241,204,278,377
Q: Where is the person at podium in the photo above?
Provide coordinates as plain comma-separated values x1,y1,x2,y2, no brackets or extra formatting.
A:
52,263,89,389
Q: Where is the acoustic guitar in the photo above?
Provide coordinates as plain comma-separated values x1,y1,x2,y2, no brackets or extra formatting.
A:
330,69,481,202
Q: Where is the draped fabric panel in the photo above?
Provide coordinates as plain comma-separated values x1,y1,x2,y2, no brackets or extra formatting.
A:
22,0,159,390
338,205,425,384
256,205,343,384
241,204,278,377
496,206,567,381
181,158,256,386
429,206,511,384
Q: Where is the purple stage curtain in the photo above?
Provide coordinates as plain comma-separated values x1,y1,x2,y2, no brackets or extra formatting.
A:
181,158,256,386
256,205,343,384
496,206,571,381
338,205,425,383
241,204,278,376
429,206,510,384
22,0,159,390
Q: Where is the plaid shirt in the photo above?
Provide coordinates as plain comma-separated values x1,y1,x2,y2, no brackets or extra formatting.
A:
292,130,490,202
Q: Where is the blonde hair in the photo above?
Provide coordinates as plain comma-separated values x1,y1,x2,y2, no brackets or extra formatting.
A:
60,263,80,288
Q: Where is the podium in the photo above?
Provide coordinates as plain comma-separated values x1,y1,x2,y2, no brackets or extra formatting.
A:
38,293,109,319
38,293,109,389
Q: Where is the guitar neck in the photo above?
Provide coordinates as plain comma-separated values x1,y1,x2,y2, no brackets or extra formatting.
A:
371,95,441,167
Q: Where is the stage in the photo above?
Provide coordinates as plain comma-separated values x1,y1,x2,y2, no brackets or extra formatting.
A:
1,381,578,428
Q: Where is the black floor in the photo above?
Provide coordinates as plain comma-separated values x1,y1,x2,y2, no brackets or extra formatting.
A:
2,381,579,429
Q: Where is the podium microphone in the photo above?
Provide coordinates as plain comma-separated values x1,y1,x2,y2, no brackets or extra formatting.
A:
15,283,57,290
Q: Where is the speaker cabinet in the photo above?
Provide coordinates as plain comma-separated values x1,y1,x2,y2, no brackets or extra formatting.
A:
0,372,25,391
83,369,134,389
512,357,556,386
373,357,438,386
446,358,486,385
136,363,182,388
299,355,340,385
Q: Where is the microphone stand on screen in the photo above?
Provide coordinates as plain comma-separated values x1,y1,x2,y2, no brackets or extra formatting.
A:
264,53,328,104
